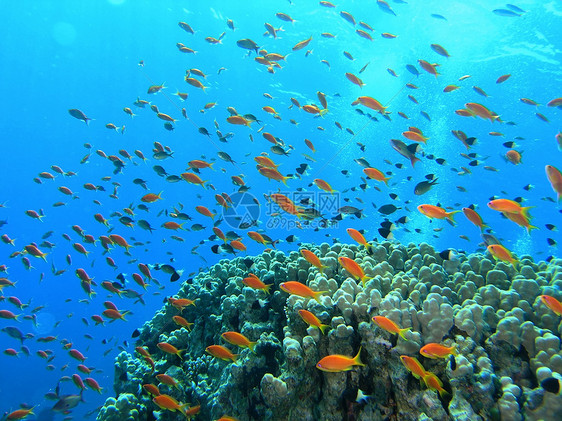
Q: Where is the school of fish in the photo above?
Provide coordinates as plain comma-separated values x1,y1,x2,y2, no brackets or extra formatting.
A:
1,0,561,419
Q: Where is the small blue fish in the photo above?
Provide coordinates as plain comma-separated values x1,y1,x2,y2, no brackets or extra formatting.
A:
430,13,447,21
377,0,397,16
493,9,520,17
506,4,526,13
406,64,420,76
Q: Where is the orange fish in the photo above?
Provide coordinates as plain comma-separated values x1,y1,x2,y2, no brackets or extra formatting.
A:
242,274,272,294
221,331,257,352
505,150,522,164
346,228,371,250
181,172,208,187
423,372,448,398
462,207,487,231
168,297,196,311
313,178,336,194
195,205,216,220
400,355,427,379
402,130,428,144
539,295,562,316
156,374,180,389
157,342,184,359
226,116,251,126
418,59,440,77
487,244,518,267
338,256,370,286
279,281,327,303
502,211,537,234
141,192,163,203
172,315,194,330
300,249,328,274
363,167,390,185
206,345,238,362
487,199,533,218
352,96,388,114
420,343,458,359
299,309,330,334
345,72,365,88
230,240,247,251
152,394,188,413
6,408,35,420
143,383,161,397
465,103,500,123
316,347,365,372
258,167,291,185
546,165,562,201
417,204,459,225
292,36,313,51
372,316,410,340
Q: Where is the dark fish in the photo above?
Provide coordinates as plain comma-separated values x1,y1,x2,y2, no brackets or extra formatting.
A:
420,111,431,121
170,271,180,282
506,4,526,13
53,392,83,412
439,249,456,260
430,14,447,21
493,9,520,17
547,238,557,246
153,165,168,177
378,228,393,239
137,220,154,233
1,326,25,343
68,109,92,125
414,178,438,195
354,157,371,168
481,233,502,247
218,151,235,163
377,0,396,16
236,38,259,53
178,21,194,34
378,204,400,215
406,64,420,76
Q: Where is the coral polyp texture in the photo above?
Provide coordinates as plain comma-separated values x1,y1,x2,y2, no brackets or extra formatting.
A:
97,242,562,420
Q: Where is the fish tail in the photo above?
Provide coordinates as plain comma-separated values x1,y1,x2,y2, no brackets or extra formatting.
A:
248,341,258,353
447,210,460,224
313,290,328,303
520,206,535,220
319,324,330,335
437,387,449,398
398,327,411,341
451,345,458,356
231,354,239,362
319,108,329,116
526,224,539,234
353,346,366,367
410,156,421,167
264,283,273,295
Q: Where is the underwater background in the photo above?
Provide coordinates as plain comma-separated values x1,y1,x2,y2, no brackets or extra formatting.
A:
1,0,562,419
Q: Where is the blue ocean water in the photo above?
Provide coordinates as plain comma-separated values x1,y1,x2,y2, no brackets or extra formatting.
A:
0,0,560,418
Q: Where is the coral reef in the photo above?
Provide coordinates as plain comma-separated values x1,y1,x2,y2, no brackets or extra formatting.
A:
97,242,562,420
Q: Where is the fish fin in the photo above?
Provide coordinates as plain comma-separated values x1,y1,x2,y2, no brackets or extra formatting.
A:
313,290,328,304
447,210,460,224
520,206,535,220
319,324,330,335
353,346,366,367
248,341,258,353
398,327,411,341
